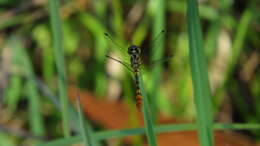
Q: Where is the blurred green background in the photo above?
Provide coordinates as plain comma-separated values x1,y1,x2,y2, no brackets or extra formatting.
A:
0,0,259,145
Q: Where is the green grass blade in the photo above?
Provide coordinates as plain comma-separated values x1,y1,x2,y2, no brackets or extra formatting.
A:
111,0,123,37
35,79,102,145
227,4,254,78
4,75,22,113
38,137,81,146
76,93,88,146
186,0,214,145
48,0,70,138
149,0,166,118
96,123,197,140
25,81,44,136
214,123,260,130
139,74,158,146
38,122,260,146
78,13,107,96
32,25,55,84
8,37,45,136
167,1,219,21
37,123,195,146
75,91,97,146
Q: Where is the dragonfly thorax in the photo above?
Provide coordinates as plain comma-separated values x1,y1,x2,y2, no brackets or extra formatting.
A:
128,45,141,69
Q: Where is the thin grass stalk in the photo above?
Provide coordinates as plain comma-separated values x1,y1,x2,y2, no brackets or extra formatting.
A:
38,122,260,146
226,3,254,80
213,2,255,118
112,0,123,37
139,73,158,146
76,91,96,146
48,0,70,137
36,79,101,144
214,123,260,130
78,13,107,97
186,0,214,145
4,75,22,113
76,93,88,146
25,81,45,136
9,37,45,136
150,0,166,119
96,123,196,140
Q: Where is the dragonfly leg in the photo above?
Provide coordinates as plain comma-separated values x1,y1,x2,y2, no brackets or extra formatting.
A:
105,55,133,72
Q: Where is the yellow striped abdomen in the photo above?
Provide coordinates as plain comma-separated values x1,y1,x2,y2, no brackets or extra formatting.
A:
134,71,142,110
136,89,142,110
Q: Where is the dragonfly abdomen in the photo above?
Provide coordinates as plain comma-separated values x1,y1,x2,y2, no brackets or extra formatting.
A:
128,45,143,110
134,71,142,110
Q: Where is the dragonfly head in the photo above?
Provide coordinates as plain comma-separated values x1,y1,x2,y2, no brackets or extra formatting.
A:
127,45,140,55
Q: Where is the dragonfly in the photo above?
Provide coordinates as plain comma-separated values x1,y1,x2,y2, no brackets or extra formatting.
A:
105,30,173,110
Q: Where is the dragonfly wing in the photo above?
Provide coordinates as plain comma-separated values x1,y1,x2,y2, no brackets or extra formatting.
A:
105,33,132,72
140,30,166,60
104,33,130,59
150,54,174,65
105,54,133,72
138,54,174,76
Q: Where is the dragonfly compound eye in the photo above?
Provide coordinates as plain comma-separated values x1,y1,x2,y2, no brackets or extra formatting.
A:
128,45,140,55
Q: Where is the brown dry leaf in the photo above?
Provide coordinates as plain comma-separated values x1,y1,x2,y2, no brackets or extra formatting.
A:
68,86,257,146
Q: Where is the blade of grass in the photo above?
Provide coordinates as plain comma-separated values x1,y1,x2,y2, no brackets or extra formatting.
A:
34,78,100,141
96,123,196,140
38,122,260,146
76,92,88,146
8,36,45,136
38,123,194,146
38,137,81,146
139,74,158,146
48,0,70,137
167,1,219,21
75,90,97,146
214,1,255,124
149,0,165,119
112,0,123,37
95,123,260,140
214,123,260,130
4,75,22,113
32,25,55,85
227,4,254,79
78,13,107,96
186,0,214,146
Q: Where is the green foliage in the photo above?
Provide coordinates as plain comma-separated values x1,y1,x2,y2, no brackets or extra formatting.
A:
76,93,98,146
48,0,70,138
139,74,157,146
1,0,260,145
7,37,45,136
187,0,213,145
4,75,22,113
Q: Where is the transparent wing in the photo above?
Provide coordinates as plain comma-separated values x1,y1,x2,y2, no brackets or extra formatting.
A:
136,30,171,73
104,33,132,72
138,30,174,70
104,33,128,57
140,30,166,61
150,30,168,62
150,54,174,65
136,54,173,78
105,54,133,72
